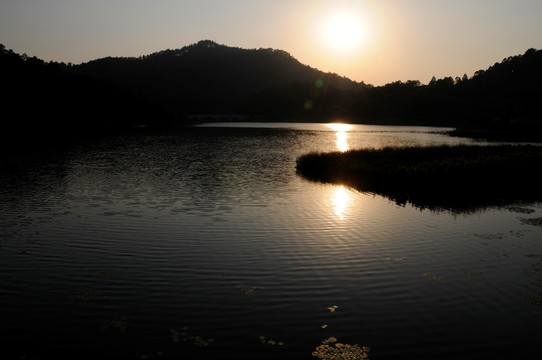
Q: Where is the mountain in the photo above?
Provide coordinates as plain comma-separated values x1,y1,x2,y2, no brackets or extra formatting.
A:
2,40,542,148
353,48,542,137
74,40,364,118
450,48,542,139
75,41,541,135
1,43,169,151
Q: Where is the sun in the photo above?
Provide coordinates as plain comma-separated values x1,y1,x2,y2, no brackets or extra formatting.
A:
323,12,365,52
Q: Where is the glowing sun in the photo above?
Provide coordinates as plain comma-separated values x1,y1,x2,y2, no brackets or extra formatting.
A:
323,13,365,52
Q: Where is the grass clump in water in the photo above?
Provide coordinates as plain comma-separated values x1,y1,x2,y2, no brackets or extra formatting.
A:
296,145,542,211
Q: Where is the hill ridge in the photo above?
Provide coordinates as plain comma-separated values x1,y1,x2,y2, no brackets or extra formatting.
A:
1,41,541,144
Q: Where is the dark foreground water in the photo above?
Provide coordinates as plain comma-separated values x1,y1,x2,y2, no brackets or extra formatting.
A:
1,123,541,359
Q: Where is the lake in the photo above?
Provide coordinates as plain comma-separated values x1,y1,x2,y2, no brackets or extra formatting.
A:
1,123,541,359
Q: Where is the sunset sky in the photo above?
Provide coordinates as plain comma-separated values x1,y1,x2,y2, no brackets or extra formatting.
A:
1,0,541,85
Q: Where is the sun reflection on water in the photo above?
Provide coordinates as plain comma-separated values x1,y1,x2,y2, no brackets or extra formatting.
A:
326,123,352,152
332,185,351,220
336,131,349,152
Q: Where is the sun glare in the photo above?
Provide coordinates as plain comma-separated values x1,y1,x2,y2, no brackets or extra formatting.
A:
326,123,352,132
332,185,351,220
323,13,365,52
326,123,352,152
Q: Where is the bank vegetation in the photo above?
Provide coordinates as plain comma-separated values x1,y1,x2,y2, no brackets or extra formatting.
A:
296,145,542,211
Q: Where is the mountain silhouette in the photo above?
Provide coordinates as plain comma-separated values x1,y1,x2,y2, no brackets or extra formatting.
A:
2,40,542,149
74,40,364,117
1,43,169,151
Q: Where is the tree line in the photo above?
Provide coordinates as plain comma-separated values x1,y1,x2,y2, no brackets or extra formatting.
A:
353,48,542,139
1,44,171,150
2,40,541,148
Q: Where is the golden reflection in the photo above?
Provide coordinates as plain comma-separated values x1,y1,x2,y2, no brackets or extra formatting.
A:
332,185,351,220
336,131,349,152
326,123,352,132
326,123,352,152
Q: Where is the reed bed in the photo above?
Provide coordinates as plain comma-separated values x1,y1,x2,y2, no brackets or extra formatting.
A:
296,145,542,211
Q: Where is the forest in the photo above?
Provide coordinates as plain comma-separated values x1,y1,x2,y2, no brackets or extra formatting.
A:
2,40,542,148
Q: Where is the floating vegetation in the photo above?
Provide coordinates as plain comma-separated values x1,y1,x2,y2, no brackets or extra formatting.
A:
460,268,474,277
426,260,447,267
102,316,129,333
139,351,164,359
72,287,106,303
520,217,542,227
474,230,527,240
236,284,264,295
217,272,229,280
72,272,113,303
170,328,184,342
171,327,214,347
327,305,339,312
258,335,284,346
386,256,406,262
460,268,489,283
312,337,370,360
473,233,505,240
422,272,446,283
94,271,114,281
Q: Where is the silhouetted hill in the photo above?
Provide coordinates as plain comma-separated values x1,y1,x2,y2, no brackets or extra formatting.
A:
355,48,542,134
2,40,541,146
1,44,169,151
450,48,542,139
74,40,364,118
74,41,542,135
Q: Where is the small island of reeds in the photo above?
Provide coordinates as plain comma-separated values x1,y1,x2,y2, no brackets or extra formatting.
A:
296,145,542,212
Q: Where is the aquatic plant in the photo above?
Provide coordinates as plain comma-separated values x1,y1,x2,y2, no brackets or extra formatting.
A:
313,337,370,360
236,284,264,295
258,335,284,346
139,351,165,359
422,272,446,283
102,316,129,333
72,272,113,303
171,327,214,347
386,256,406,262
72,287,106,303
296,145,542,212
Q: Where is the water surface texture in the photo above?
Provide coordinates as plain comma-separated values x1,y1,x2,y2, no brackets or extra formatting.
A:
1,123,541,359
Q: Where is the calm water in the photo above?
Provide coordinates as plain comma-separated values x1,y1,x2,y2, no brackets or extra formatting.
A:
1,123,541,359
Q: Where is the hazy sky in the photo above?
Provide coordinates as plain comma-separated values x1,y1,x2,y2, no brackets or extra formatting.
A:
1,0,541,85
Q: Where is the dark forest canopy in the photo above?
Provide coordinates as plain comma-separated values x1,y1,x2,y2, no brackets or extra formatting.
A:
1,43,170,150
2,40,542,146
